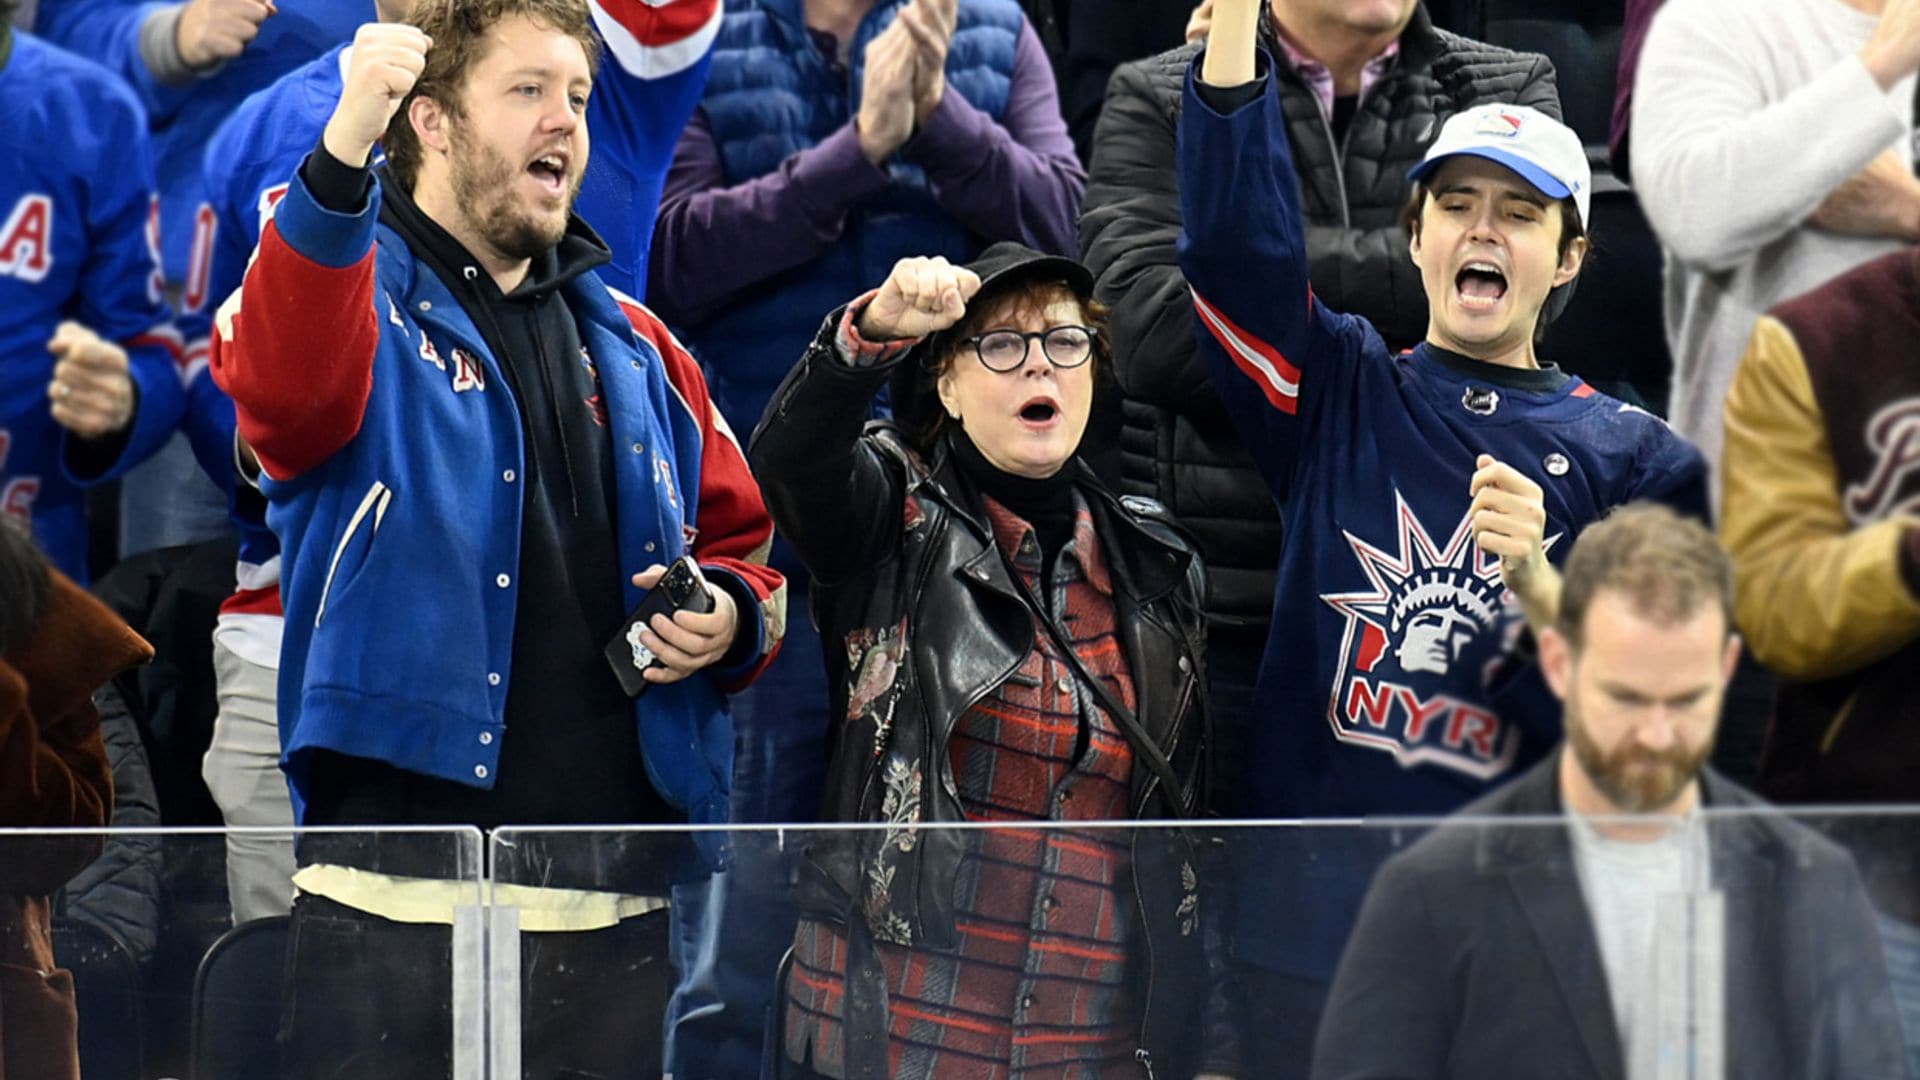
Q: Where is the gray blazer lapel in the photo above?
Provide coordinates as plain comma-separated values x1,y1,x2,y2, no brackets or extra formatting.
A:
1507,850,1625,1080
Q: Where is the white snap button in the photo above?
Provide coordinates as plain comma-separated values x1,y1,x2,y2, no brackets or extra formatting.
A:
496,573,510,588
474,764,488,779
503,469,516,483
479,731,493,744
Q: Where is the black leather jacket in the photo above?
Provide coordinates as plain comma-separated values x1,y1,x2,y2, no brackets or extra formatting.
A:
749,311,1241,1077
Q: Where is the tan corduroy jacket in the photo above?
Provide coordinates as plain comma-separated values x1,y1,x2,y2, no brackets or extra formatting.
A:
1721,249,1920,809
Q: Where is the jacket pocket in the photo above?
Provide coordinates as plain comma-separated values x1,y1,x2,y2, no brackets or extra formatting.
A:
314,480,393,627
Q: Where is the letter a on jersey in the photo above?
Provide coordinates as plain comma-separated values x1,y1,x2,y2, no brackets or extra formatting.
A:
0,195,53,283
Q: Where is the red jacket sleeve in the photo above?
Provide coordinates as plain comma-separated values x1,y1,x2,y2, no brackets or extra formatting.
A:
208,170,381,481
618,295,787,690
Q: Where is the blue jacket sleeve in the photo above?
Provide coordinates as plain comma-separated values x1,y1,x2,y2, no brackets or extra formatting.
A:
59,82,185,485
1175,53,1372,500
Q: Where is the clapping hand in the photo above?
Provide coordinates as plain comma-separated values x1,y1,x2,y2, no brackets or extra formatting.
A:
857,19,920,163
894,0,958,124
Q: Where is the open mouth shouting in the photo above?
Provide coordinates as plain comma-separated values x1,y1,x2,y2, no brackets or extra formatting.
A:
1454,260,1509,312
1017,395,1062,429
526,149,570,197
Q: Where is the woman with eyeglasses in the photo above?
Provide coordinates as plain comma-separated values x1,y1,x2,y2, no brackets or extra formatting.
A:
748,243,1241,1080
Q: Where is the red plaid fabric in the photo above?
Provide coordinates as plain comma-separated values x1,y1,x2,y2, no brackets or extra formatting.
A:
787,495,1149,1079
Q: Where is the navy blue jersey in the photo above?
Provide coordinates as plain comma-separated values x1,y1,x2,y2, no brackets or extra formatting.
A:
1177,64,1708,975
0,32,186,581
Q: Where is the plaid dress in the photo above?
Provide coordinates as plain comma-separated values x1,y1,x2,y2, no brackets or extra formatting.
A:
787,494,1148,1079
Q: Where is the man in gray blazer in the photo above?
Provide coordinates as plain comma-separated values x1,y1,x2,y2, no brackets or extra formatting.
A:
1313,503,1911,1080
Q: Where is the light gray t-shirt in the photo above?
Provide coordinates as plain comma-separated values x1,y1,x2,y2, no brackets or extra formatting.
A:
1568,812,1714,1079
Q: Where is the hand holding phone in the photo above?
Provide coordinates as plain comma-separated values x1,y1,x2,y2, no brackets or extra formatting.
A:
605,557,724,697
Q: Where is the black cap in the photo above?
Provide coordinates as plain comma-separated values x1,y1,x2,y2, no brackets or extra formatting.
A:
888,242,1096,446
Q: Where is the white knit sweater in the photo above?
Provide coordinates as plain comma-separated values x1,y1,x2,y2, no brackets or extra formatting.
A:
1633,0,1914,481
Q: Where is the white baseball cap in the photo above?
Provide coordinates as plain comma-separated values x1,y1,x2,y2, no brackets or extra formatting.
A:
1407,104,1590,229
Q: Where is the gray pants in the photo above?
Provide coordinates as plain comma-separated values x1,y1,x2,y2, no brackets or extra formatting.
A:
204,635,297,923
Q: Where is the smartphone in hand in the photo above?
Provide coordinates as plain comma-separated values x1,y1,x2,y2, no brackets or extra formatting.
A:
604,556,716,698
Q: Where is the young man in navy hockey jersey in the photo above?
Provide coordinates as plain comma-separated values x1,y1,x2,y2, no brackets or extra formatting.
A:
1179,0,1711,1067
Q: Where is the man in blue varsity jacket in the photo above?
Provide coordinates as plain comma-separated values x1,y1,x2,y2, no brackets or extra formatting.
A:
0,12,186,583
209,3,781,1073
181,0,720,928
1181,0,1710,1068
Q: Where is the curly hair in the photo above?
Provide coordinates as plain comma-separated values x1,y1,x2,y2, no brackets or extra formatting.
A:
381,0,602,189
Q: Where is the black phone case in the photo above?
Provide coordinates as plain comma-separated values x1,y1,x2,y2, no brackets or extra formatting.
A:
604,558,716,698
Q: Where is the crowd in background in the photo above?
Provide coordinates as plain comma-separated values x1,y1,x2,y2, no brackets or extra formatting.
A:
5,0,1920,1077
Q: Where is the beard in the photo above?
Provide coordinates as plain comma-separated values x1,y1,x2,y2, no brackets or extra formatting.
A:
1565,698,1712,813
446,122,580,262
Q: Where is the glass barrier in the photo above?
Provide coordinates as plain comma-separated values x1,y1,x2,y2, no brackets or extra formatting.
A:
10,814,1917,1078
0,825,483,1080
494,810,1920,1080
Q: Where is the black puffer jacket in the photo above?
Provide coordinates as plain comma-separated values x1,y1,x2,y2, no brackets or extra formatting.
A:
1080,5,1560,629
750,311,1239,1077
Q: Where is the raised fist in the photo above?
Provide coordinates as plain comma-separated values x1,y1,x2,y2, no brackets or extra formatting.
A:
175,0,275,71
1469,454,1549,576
322,22,433,168
857,257,983,342
46,322,136,440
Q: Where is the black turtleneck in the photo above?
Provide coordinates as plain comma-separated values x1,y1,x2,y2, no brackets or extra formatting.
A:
1422,343,1571,393
948,430,1077,565
297,142,678,850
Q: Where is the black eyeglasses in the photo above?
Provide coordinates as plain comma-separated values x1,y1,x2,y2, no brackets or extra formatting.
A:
961,326,1096,372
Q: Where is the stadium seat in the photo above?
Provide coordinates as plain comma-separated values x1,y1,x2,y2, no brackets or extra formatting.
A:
51,917,144,1080
189,915,291,1080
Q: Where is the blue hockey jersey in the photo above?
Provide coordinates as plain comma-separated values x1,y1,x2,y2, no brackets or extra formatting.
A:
31,0,369,316
0,31,186,581
1177,62,1709,977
